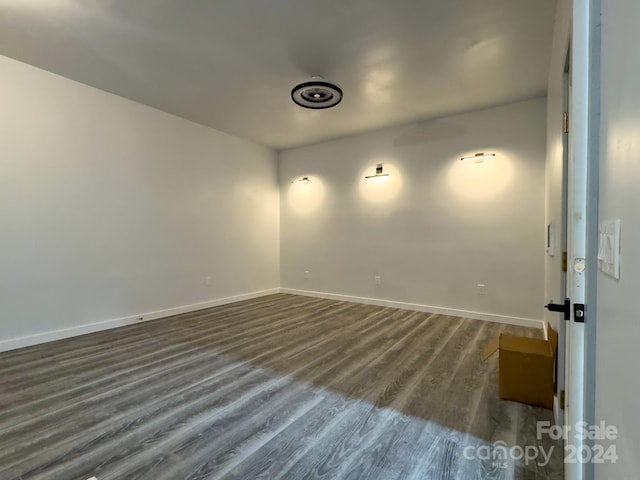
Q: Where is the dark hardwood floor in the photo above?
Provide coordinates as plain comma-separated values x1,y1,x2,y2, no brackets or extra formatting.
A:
0,294,563,480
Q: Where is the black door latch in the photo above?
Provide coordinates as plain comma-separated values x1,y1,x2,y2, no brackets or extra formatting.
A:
545,298,571,321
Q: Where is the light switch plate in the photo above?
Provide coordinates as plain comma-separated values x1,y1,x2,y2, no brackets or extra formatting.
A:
598,219,621,279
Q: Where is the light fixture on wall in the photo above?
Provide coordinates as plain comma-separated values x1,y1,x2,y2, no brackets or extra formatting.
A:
461,152,496,163
291,176,311,184
365,164,390,183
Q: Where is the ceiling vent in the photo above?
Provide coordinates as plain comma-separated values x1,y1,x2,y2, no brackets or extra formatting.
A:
291,77,343,110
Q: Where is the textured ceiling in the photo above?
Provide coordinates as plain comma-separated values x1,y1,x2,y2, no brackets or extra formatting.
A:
0,0,556,149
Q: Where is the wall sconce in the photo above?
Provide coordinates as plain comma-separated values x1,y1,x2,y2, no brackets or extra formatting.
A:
365,164,390,182
291,176,311,184
461,153,496,163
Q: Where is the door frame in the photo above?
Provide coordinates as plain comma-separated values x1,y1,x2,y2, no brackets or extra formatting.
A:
583,0,601,479
563,1,600,479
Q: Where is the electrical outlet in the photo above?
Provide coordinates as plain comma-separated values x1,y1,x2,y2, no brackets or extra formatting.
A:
304,270,311,279
477,284,486,295
204,276,212,286
375,275,382,285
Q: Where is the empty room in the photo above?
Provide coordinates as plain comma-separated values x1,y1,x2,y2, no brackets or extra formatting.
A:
1,1,639,480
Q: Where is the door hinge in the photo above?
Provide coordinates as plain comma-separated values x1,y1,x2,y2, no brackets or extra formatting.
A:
562,251,568,272
563,112,569,133
560,390,566,409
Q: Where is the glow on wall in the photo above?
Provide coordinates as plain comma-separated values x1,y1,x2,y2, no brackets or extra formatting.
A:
359,162,403,204
448,151,513,200
287,176,326,215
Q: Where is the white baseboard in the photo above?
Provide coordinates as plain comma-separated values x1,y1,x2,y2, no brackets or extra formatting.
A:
280,288,544,330
1,287,544,353
0,288,280,353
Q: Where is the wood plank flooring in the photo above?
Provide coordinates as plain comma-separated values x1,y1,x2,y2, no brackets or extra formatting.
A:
0,294,564,480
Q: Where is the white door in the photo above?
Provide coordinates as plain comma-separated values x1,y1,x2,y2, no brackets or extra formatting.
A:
546,3,595,479
548,46,586,480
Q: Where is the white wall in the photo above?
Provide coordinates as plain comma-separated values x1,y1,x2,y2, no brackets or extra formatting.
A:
279,98,546,324
595,0,640,477
0,55,280,349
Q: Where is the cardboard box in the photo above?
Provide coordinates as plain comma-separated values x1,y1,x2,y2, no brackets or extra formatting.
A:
483,324,558,410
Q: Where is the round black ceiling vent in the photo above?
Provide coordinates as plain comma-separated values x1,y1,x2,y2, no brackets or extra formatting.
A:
291,78,343,110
